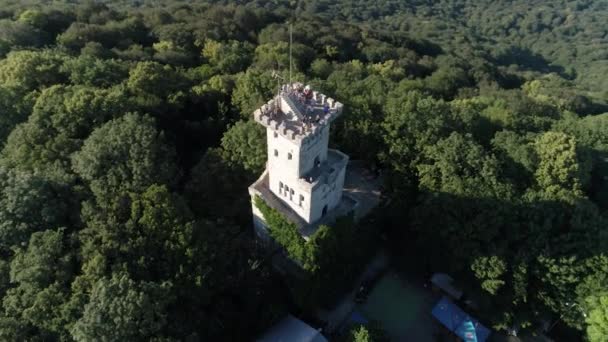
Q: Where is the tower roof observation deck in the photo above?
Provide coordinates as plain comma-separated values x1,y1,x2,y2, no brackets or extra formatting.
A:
253,83,343,144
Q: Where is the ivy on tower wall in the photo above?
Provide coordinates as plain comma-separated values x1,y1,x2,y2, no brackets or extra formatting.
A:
254,195,378,308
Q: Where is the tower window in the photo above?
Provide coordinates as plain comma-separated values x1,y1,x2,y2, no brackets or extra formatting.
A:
274,132,278,138
284,185,289,196
288,153,292,160
274,149,278,157
299,195,304,207
279,182,283,194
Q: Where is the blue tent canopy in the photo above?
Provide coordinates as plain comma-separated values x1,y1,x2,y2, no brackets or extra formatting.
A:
431,296,491,342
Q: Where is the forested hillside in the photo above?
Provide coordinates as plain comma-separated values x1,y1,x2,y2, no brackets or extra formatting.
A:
0,0,605,341
296,0,608,98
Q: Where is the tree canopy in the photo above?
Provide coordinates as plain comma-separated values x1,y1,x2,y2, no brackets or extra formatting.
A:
0,0,604,340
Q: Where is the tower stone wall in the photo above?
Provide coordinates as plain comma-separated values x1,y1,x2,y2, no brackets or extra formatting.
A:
249,83,348,234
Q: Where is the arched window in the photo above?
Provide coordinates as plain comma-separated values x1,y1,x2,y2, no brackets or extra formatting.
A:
321,205,328,217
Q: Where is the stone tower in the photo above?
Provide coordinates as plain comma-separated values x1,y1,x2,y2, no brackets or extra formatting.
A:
248,82,351,241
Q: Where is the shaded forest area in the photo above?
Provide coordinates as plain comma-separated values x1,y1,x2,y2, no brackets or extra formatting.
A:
0,0,605,341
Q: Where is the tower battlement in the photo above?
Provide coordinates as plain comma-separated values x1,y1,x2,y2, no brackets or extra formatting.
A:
253,83,343,146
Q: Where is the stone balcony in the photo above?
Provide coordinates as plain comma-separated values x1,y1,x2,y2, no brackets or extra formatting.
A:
249,160,382,240
298,149,349,191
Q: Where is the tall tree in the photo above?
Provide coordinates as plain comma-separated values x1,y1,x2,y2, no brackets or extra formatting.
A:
79,184,198,282
0,168,71,253
0,50,67,91
70,272,172,342
382,90,456,174
2,85,131,174
72,113,177,204
220,119,267,174
585,293,608,342
202,39,254,74
534,131,591,197
231,68,276,117
3,229,74,340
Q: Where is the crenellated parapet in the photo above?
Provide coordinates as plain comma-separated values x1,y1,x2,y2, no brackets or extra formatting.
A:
253,83,344,146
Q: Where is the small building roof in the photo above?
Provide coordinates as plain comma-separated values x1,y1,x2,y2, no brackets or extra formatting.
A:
431,273,464,300
431,296,491,342
257,314,328,342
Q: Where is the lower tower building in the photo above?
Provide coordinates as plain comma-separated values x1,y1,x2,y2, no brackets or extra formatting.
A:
248,83,355,241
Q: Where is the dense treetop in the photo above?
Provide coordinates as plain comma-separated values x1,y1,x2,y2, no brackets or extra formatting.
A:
0,0,604,340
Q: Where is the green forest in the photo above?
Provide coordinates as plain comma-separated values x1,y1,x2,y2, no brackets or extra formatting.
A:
0,0,605,340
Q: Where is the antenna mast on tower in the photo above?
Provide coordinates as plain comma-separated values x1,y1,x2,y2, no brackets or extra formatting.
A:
289,23,293,85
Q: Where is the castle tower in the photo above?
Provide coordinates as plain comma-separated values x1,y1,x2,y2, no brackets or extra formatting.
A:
248,83,349,240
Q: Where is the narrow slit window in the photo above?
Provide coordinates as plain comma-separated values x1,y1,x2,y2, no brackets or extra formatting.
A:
288,153,292,160
274,132,278,138
299,195,304,206
274,149,278,157
279,182,284,194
